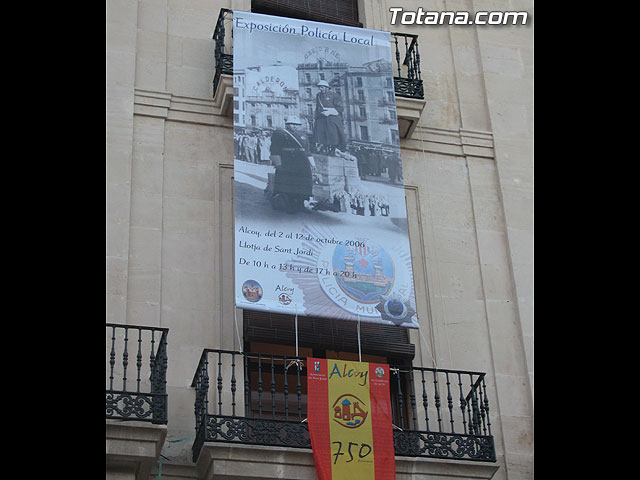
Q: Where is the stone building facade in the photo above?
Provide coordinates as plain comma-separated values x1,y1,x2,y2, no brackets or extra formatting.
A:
106,0,533,479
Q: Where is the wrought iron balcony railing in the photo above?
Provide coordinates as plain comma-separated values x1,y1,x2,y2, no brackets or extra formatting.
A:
106,323,169,424
212,8,234,98
212,8,424,99
392,32,423,98
190,349,495,463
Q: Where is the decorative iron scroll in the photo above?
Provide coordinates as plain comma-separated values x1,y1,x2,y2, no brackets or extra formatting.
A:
393,77,424,99
194,414,311,460
206,415,310,447
193,415,496,463
105,392,168,424
394,430,496,462
106,392,154,421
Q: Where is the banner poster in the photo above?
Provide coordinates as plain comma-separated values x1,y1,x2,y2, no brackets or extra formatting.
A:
307,358,396,480
233,11,418,328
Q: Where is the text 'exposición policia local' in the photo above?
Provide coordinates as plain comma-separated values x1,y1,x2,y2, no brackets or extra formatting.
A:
234,16,378,46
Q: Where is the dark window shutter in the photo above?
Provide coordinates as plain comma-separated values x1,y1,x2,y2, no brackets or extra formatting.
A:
243,309,415,362
251,0,361,27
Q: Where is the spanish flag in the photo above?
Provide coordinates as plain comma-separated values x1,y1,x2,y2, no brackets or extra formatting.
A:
307,358,396,480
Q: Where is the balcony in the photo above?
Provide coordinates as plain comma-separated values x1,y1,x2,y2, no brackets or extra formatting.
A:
212,8,425,138
190,349,496,464
106,323,170,479
106,323,169,424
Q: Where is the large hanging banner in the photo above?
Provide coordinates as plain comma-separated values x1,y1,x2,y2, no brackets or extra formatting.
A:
307,358,396,480
233,11,418,328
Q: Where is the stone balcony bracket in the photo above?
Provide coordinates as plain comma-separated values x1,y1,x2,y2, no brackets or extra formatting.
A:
106,421,168,480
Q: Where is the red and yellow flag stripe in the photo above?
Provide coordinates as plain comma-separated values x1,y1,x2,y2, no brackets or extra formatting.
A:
307,358,396,480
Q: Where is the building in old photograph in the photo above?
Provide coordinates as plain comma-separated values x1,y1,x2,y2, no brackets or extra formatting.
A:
244,86,300,130
240,64,302,131
296,57,399,147
106,1,533,479
342,60,399,146
233,69,246,127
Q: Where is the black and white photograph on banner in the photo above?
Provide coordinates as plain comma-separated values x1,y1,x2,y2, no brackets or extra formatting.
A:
232,11,418,328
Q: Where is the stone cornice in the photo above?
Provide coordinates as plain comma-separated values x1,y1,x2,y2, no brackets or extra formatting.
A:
133,87,233,128
402,126,495,158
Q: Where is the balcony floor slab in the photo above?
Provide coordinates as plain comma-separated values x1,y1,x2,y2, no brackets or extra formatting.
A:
195,443,499,480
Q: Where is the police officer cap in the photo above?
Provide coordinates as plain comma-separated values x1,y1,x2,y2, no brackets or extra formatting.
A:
317,80,330,88
285,116,302,125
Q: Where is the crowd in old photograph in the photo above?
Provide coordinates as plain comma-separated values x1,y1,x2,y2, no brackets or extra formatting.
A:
326,190,391,217
234,130,272,164
350,144,403,184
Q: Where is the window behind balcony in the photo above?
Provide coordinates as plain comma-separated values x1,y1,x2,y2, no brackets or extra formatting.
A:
243,309,414,421
251,0,361,27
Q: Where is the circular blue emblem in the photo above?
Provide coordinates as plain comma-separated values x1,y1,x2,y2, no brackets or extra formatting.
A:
241,280,263,302
386,299,405,316
331,240,394,304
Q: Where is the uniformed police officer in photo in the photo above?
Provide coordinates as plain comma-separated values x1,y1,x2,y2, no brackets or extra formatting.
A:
313,80,346,155
269,116,316,214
